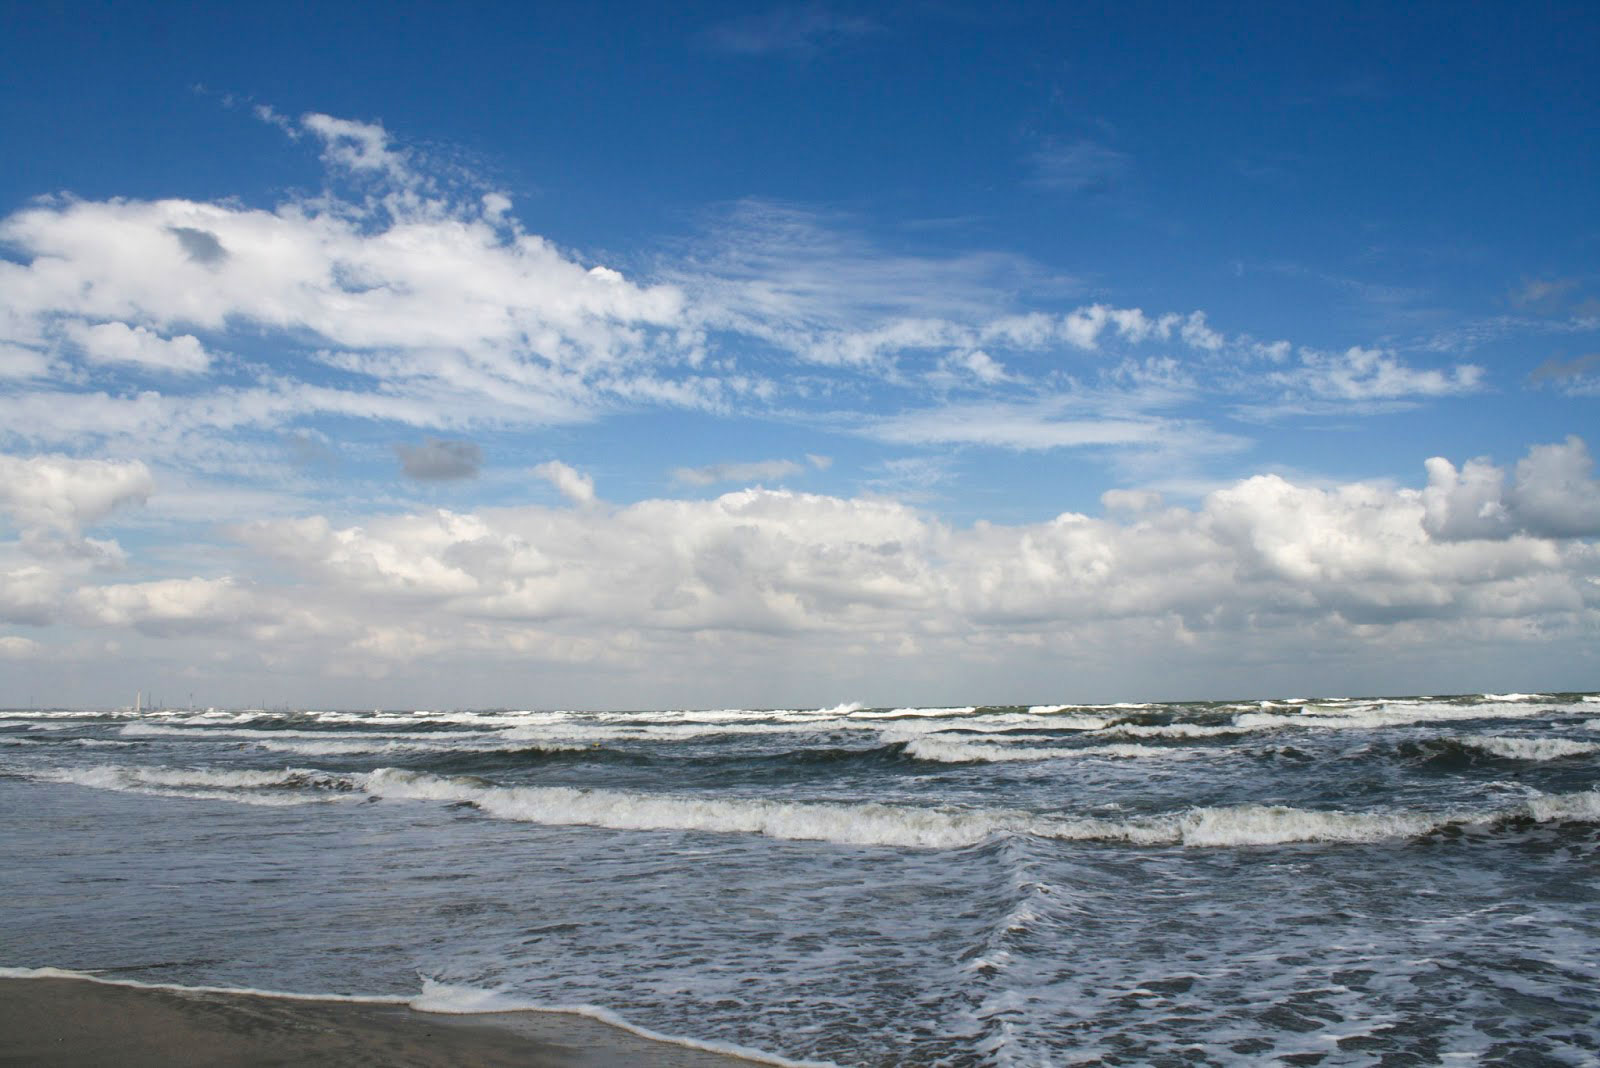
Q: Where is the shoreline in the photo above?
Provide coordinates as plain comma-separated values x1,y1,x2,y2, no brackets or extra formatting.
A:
0,974,776,1068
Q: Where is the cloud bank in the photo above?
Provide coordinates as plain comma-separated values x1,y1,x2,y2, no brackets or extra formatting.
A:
2,441,1594,704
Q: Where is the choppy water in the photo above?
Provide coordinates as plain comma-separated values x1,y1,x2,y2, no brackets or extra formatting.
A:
3,693,1599,1065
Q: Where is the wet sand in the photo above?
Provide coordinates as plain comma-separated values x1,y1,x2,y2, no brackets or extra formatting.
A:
0,977,767,1067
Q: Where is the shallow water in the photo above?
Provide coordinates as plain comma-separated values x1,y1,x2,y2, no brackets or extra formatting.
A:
3,693,1599,1065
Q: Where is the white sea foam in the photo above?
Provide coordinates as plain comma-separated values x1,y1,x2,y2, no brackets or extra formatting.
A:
31,760,1600,849
501,721,820,743
1520,790,1600,823
358,770,1600,849
1028,703,1145,717
851,706,978,719
1051,792,1600,847
116,723,234,737
244,737,592,758
1460,736,1599,761
246,738,440,757
7,737,138,748
898,736,1190,764
119,723,486,742
635,708,784,723
101,695,1593,743
1023,707,1113,728
0,966,408,1003
66,765,317,789
1233,699,1557,734
0,710,107,720
1171,805,1441,847
1091,722,1245,740
499,713,1059,744
859,714,1064,737
1482,693,1547,702
411,981,829,1067
32,764,358,806
765,701,863,719
360,767,1024,848
2,734,131,747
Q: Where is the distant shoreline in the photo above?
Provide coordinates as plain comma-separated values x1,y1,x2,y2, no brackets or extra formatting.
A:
0,976,768,1067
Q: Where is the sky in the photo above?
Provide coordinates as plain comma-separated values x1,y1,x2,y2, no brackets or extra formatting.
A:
1,2,1597,709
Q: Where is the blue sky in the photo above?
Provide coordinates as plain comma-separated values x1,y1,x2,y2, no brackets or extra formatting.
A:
1,2,1596,708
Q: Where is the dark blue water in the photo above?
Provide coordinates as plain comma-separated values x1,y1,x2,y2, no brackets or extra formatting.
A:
2,694,1598,1065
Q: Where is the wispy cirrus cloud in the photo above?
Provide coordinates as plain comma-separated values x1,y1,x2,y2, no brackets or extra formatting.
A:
1511,277,1580,309
866,397,1246,461
1272,345,1483,403
0,108,1501,504
1529,352,1600,395
671,199,1064,350
672,454,831,487
1026,139,1130,195
702,5,881,56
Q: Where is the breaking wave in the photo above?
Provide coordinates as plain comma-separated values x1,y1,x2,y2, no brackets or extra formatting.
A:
849,706,979,719
897,736,1192,764
30,765,360,806
26,762,1600,849
1396,735,1600,766
1459,736,1598,761
1089,722,1248,741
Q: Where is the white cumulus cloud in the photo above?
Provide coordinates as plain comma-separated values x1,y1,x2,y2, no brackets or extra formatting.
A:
533,461,598,506
1423,436,1600,541
0,454,152,561
63,321,211,373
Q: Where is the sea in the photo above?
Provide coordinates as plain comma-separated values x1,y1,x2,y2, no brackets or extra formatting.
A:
2,692,1598,1066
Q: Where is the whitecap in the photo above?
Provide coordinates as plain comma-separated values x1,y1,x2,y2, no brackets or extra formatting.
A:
360,767,1028,849
1520,790,1600,823
1459,736,1598,761
1091,722,1245,740
1173,804,1440,847
1233,699,1556,733
30,764,361,806
898,736,1191,764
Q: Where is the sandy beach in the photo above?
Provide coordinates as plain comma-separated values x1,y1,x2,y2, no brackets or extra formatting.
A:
0,977,767,1068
